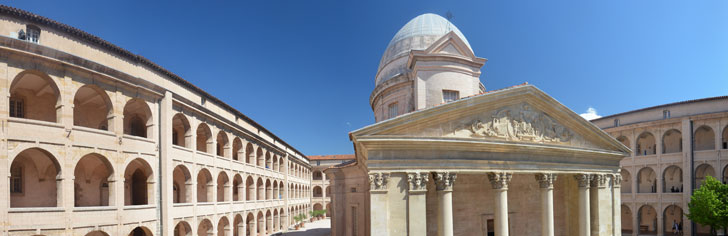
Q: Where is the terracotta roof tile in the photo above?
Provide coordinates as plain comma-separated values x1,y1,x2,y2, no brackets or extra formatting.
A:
308,154,355,161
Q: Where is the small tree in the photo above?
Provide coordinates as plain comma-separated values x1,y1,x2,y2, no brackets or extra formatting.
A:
686,176,728,235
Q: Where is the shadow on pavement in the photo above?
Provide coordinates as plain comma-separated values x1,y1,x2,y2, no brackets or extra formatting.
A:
281,228,330,236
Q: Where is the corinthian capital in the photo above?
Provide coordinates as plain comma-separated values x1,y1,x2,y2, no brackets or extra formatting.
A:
612,173,622,186
573,173,592,188
433,172,457,191
535,173,557,189
368,172,390,192
591,174,608,188
407,172,429,192
487,172,512,190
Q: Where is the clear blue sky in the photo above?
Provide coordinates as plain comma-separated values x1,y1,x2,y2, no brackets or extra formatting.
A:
7,1,727,155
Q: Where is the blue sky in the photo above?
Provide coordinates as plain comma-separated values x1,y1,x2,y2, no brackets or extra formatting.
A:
7,1,727,155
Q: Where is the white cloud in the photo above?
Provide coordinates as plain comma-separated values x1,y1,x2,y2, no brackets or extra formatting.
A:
579,107,602,120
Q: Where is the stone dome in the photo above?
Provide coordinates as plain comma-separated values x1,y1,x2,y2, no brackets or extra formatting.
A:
376,13,473,85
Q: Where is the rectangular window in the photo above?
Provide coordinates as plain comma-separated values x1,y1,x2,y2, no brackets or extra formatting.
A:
388,102,398,119
10,167,22,194
663,110,671,119
443,90,460,103
614,119,620,127
26,25,40,43
9,98,24,118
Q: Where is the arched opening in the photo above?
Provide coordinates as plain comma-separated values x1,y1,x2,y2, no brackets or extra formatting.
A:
172,113,191,148
265,152,271,169
233,214,244,236
85,231,110,236
313,186,322,198
217,171,230,202
273,209,279,232
279,182,284,200
621,205,633,234
257,212,265,236
73,85,113,131
10,148,61,208
638,205,657,235
663,205,683,235
722,125,728,149
636,132,656,156
273,155,278,172
245,143,254,164
218,216,230,236
128,226,153,236
124,158,153,206
173,165,192,203
662,165,683,193
273,180,279,200
123,99,152,138
232,138,243,161
313,203,323,212
694,125,715,151
216,131,229,158
662,129,682,154
313,171,323,180
256,178,264,201
637,167,656,193
266,210,272,234
233,174,243,201
197,219,213,236
245,213,255,236
196,123,212,154
256,148,264,167
695,164,715,189
74,153,113,207
197,169,213,202
246,176,255,201
9,70,60,123
265,179,272,200
174,221,192,236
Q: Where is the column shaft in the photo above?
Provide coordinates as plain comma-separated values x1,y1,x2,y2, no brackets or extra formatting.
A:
488,172,512,236
434,172,456,236
536,173,556,236
575,174,591,236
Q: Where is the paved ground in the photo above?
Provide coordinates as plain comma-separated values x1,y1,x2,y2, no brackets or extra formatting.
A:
281,218,331,236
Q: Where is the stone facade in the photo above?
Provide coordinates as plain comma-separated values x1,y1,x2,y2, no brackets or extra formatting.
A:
308,155,355,219
0,6,314,236
592,96,728,236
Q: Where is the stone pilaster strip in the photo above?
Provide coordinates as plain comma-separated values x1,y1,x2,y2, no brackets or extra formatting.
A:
407,172,429,192
487,172,512,190
433,172,457,191
535,173,557,189
368,172,390,192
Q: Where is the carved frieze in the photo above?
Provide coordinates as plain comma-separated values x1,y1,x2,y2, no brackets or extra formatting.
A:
407,172,429,192
573,174,592,188
487,172,512,190
535,173,557,189
369,172,390,192
433,172,457,191
453,103,573,143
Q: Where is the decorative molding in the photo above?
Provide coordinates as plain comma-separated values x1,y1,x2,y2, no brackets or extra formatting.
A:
368,172,390,192
452,103,573,143
574,174,592,188
487,172,512,190
591,174,608,188
433,172,457,191
535,173,557,189
407,172,429,192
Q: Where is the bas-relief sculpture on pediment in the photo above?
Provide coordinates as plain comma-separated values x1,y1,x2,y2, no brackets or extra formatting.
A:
416,102,599,149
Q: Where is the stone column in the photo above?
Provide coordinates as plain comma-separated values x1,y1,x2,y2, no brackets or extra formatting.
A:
612,174,622,236
590,174,612,236
488,172,512,236
369,172,390,236
574,174,592,236
407,172,429,236
536,173,557,236
433,172,456,236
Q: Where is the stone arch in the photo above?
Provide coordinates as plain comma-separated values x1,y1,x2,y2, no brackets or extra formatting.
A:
265,152,272,169
279,182,284,199
695,163,715,188
232,138,243,161
73,84,113,131
173,164,192,203
621,205,633,234
10,147,61,207
273,180,279,200
197,168,213,202
265,179,272,200
663,205,683,234
216,131,230,158
265,210,272,234
74,153,114,206
218,216,230,236
123,98,153,138
313,186,322,197
124,158,153,205
620,169,632,193
638,205,657,235
217,171,230,202
245,212,255,236
662,129,682,154
128,226,153,236
722,125,728,149
256,211,265,236
233,214,244,236
246,176,255,201
636,132,656,156
637,167,656,193
694,125,715,151
9,70,61,122
313,170,323,180
313,203,323,211
233,174,243,201
256,147,264,167
273,209,279,232
197,218,213,236
85,230,110,236
174,221,193,236
662,165,683,193
273,155,278,172
196,123,213,154
245,143,255,164
256,177,264,201
172,113,192,148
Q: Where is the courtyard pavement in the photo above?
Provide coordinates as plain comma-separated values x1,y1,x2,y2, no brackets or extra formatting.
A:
281,218,331,236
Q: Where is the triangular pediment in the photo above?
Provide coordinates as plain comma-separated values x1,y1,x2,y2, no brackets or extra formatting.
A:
351,85,631,155
426,31,475,58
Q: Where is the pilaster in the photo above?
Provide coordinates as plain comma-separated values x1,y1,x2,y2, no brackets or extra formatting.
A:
407,172,428,236
369,172,390,236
